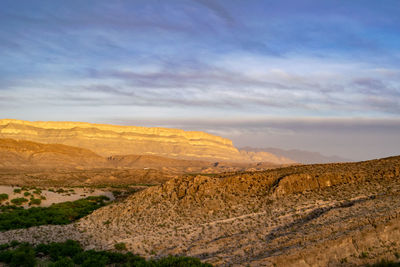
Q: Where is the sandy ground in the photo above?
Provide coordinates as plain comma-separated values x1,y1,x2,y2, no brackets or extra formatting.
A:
0,185,114,208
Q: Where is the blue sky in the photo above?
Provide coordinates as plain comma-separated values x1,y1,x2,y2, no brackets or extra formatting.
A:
1,0,400,160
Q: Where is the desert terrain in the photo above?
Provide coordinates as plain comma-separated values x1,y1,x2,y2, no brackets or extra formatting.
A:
2,1,399,266
0,120,399,266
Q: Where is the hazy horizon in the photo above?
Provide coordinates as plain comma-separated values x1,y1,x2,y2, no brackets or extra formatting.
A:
1,0,400,161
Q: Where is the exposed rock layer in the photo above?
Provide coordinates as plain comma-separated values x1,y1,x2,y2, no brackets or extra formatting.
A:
0,119,293,164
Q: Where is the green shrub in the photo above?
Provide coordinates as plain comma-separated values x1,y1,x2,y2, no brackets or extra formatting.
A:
368,259,400,266
360,251,369,258
49,257,74,267
29,199,41,205
13,189,21,194
0,196,110,231
81,253,108,267
23,192,31,197
0,194,8,201
10,198,28,206
0,240,212,266
114,242,127,251
33,189,42,195
8,243,36,267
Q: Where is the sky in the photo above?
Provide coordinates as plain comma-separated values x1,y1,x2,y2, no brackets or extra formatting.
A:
1,0,400,161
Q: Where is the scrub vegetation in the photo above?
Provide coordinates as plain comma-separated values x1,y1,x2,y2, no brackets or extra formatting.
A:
0,196,110,231
0,240,211,267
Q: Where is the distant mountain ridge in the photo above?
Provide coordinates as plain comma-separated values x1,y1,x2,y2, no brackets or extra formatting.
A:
0,119,294,164
0,138,289,173
241,146,351,164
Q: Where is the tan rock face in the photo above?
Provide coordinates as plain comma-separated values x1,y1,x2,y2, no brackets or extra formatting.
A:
0,119,240,161
0,119,294,164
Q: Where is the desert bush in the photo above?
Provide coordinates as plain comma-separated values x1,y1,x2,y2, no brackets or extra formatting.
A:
0,243,36,267
0,194,8,202
0,196,110,231
0,240,212,266
114,242,127,251
13,188,21,194
360,251,369,258
29,198,41,205
368,259,400,266
10,197,28,205
49,257,74,267
33,189,42,195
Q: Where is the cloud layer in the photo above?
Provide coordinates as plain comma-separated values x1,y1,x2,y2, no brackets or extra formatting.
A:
1,0,400,159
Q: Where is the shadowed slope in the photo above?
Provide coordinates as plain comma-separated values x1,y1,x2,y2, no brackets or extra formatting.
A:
0,138,107,168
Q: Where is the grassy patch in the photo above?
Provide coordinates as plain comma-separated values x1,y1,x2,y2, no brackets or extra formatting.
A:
0,196,110,231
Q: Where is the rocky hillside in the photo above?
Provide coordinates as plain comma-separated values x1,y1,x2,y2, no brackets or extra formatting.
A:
0,119,294,164
2,156,399,266
0,138,289,186
0,138,107,168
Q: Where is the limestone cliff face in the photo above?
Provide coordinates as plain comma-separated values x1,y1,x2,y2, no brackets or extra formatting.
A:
0,119,245,162
0,119,295,163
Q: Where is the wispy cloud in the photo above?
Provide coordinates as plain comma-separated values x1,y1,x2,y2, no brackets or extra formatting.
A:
194,0,235,25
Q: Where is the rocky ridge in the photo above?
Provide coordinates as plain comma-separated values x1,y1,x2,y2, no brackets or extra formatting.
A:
1,156,399,266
